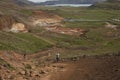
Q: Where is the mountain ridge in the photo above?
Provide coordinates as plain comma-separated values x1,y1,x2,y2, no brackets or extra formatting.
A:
0,0,107,6
14,0,34,6
35,0,106,5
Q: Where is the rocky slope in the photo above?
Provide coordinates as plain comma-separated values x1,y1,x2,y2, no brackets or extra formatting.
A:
0,0,30,32
0,49,66,80
0,0,64,32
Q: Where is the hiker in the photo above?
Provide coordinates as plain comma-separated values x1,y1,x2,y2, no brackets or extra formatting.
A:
56,53,60,62
23,53,26,59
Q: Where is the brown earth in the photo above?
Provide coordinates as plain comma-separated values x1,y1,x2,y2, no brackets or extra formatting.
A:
0,15,15,31
32,11,63,19
45,26,89,36
29,11,88,36
0,10,88,36
29,11,63,26
50,55,120,80
0,49,120,80
0,49,65,80
0,10,64,33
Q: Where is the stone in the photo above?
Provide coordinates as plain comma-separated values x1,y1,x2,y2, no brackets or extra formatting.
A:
11,23,28,33
39,70,46,74
30,70,40,77
7,75,13,79
19,70,26,75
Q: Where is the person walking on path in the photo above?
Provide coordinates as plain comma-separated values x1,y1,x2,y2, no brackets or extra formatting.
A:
56,53,60,62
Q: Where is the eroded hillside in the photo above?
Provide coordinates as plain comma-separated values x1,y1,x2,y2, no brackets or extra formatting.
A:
0,0,120,80
0,0,65,32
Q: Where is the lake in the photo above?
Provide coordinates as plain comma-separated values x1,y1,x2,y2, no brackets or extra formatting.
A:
45,4,92,7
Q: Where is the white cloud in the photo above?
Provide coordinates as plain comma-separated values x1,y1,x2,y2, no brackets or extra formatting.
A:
28,0,56,3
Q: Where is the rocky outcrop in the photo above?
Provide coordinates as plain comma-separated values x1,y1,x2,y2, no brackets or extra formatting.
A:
11,23,28,33
45,26,89,36
0,15,28,33
33,18,62,26
105,22,118,30
30,11,63,27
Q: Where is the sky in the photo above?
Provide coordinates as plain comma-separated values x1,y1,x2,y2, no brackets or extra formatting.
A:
28,0,57,3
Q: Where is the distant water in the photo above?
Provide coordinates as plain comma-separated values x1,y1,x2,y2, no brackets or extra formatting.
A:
45,4,92,7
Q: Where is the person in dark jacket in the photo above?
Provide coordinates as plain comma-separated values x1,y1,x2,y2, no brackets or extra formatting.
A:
56,53,60,62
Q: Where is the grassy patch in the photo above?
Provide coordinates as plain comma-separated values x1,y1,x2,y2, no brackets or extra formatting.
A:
0,32,52,53
20,9,33,16
91,1,120,10
19,6,120,56
63,21,105,29
39,7,120,20
33,24,120,56
21,7,120,56
1,6,120,57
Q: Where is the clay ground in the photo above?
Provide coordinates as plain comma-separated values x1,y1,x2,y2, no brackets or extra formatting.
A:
49,55,120,80
0,50,120,80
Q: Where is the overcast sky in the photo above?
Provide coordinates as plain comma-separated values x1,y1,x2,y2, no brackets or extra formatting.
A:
28,0,57,3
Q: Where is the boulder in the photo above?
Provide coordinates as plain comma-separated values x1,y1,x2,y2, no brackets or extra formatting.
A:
19,70,26,75
11,23,28,33
105,22,118,30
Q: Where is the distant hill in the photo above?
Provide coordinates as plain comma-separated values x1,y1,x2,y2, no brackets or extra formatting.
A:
90,0,120,10
36,0,106,5
4,0,107,6
14,0,34,6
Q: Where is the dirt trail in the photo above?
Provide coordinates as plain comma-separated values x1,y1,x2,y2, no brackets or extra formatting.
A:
40,75,51,80
1,50,120,80
50,56,120,80
50,62,76,80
